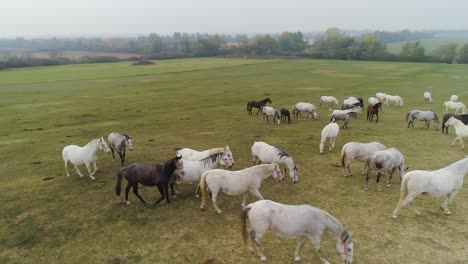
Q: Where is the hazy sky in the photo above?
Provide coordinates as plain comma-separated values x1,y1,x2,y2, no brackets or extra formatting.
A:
2,0,468,37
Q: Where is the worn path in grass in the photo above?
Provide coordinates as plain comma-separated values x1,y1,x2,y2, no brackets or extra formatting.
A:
1,58,467,263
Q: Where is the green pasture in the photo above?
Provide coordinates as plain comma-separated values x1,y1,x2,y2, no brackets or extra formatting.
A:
1,58,467,264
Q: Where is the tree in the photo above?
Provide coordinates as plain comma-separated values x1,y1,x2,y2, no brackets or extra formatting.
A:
278,32,306,52
456,43,468,63
400,41,425,59
250,35,279,56
433,43,458,63
149,33,166,53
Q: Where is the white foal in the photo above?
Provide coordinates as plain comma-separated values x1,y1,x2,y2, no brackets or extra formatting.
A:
241,200,354,263
62,137,110,180
319,123,340,154
368,97,379,106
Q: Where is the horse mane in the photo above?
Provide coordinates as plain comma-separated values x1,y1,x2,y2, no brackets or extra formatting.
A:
200,152,223,167
262,97,271,102
208,148,224,156
274,147,290,158
85,138,100,147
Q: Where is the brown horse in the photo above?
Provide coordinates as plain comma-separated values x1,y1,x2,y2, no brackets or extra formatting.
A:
116,156,184,205
442,113,468,133
367,102,382,123
247,97,272,115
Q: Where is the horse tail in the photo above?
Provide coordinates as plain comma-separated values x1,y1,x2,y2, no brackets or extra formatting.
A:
330,114,335,122
341,145,347,167
246,102,250,111
199,171,209,210
399,97,404,106
241,205,252,247
116,167,125,196
396,174,409,207
405,111,410,121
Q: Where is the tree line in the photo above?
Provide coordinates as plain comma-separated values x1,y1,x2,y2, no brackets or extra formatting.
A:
1,29,468,70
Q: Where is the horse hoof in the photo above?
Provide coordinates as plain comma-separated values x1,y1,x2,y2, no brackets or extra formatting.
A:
261,256,267,262
216,210,223,215
294,256,301,262
364,188,368,191
126,201,131,205
392,214,398,219
200,206,205,211
386,184,391,187
445,211,451,215
66,174,70,177
416,212,421,216
90,177,95,180
172,195,177,198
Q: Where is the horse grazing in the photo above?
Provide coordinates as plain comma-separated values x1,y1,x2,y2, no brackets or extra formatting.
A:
247,97,272,115
170,151,233,198
366,102,382,123
261,106,281,124
445,116,468,149
441,113,468,133
280,108,291,124
342,96,363,110
292,102,319,119
384,95,404,107
115,156,185,205
444,101,467,114
364,148,406,191
62,137,110,180
450,94,458,102
176,146,235,168
241,200,354,263
406,110,439,129
423,92,432,103
392,156,468,218
108,132,133,166
341,142,387,177
331,109,359,129
199,164,283,214
251,141,299,183
319,123,339,154
320,96,339,108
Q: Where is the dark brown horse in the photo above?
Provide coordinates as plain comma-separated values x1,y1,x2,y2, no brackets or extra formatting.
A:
115,156,184,205
280,108,291,124
367,103,382,123
247,97,272,115
442,113,468,133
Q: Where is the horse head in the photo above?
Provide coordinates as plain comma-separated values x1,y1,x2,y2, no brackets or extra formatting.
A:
312,111,319,120
98,137,111,153
221,146,235,168
290,165,299,183
175,155,185,175
124,135,134,151
266,97,272,104
336,231,353,264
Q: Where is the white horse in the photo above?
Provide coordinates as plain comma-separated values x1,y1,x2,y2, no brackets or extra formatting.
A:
376,92,386,102
176,146,235,168
251,141,299,183
392,156,468,218
62,137,110,180
171,151,234,197
423,92,432,103
331,107,362,117
292,102,319,119
261,106,281,124
199,164,283,214
368,97,379,106
241,200,354,263
406,110,439,129
384,95,404,107
107,132,133,166
341,142,387,177
445,116,468,149
319,123,339,154
364,148,406,191
444,101,467,114
320,96,339,108
450,94,458,102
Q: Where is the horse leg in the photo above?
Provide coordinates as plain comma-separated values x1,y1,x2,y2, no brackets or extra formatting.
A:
125,182,132,204
376,172,383,192
164,184,171,203
392,193,420,218
364,171,371,191
155,185,165,204
110,146,115,159
129,184,144,204
330,137,336,150
74,164,84,177
376,113,379,123
64,160,70,177
211,191,223,214
256,107,261,115
91,162,98,176
308,235,329,264
441,190,459,215
84,162,94,180
250,228,267,261
387,168,396,187
458,137,465,149
249,188,264,201
117,151,125,166
408,201,421,216
241,193,248,207
294,236,307,262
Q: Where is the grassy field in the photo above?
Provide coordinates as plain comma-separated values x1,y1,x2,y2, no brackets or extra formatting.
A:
1,58,467,264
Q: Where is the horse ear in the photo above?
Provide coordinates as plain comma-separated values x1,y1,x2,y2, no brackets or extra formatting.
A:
176,155,182,160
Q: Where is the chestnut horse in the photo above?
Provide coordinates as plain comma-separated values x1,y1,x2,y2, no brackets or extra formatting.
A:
247,97,272,115
367,102,382,123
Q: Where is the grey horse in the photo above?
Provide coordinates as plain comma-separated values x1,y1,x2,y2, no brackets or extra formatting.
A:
406,110,439,129
108,132,134,166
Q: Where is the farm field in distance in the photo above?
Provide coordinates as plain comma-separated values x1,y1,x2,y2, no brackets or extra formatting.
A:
1,58,467,264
